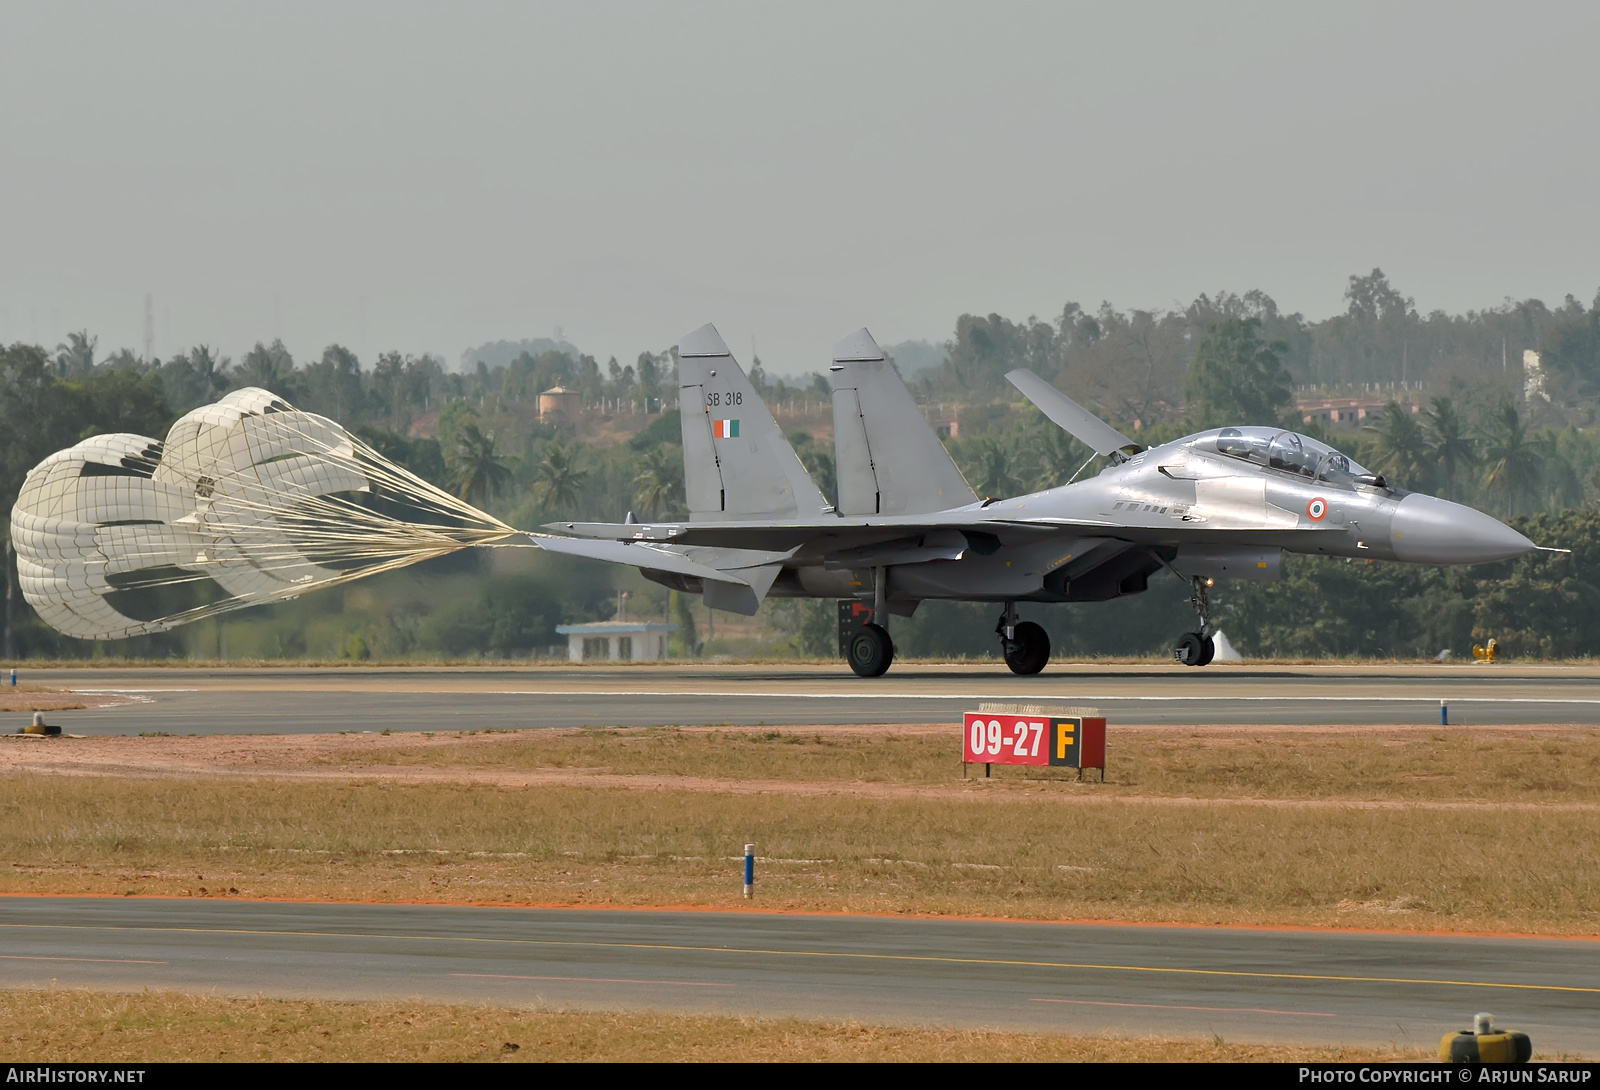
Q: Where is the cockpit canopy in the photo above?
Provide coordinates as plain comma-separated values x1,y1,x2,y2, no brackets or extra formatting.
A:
1184,427,1377,486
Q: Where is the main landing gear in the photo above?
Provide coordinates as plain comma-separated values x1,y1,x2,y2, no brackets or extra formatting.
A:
1174,576,1216,667
997,602,1050,675
847,566,896,677
847,623,895,677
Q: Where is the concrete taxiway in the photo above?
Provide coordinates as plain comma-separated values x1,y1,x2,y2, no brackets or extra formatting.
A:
18,662,1600,735
1,897,1596,1053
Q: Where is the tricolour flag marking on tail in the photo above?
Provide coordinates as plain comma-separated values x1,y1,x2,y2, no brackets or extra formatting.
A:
713,419,740,439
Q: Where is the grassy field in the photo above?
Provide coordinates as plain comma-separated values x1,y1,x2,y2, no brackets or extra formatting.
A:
0,989,1431,1063
320,724,1600,803
3,725,1599,933
0,685,91,713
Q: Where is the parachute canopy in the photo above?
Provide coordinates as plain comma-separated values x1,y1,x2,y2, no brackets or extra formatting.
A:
10,388,517,640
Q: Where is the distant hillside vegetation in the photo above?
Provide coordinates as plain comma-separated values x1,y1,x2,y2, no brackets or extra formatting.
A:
885,340,948,376
461,338,581,372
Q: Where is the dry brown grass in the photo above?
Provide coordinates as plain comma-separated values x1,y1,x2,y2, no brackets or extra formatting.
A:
0,686,90,713
13,724,1600,808
312,724,1600,804
0,988,1429,1062
4,724,1600,932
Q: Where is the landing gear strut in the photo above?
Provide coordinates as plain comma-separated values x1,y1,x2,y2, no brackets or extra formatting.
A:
997,601,1050,675
847,567,896,677
1174,577,1216,667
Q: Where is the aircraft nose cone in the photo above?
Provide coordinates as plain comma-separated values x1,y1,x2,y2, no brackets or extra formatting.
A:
1390,494,1534,564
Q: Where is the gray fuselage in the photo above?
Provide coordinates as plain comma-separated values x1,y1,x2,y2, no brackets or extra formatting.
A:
759,425,1530,609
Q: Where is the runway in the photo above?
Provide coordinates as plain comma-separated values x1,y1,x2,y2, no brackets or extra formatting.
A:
1,897,1596,1053
19,663,1600,735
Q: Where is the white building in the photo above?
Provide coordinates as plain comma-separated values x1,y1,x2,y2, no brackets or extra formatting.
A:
555,621,677,663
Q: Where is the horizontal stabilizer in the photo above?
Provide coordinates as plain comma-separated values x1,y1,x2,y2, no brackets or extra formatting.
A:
1006,369,1137,457
703,562,781,616
531,534,751,589
533,533,785,616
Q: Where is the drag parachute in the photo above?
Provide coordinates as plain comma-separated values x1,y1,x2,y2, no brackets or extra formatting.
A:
10,388,518,640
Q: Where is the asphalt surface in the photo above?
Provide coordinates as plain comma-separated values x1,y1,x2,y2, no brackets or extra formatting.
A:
2,897,1596,1053
17,663,1600,734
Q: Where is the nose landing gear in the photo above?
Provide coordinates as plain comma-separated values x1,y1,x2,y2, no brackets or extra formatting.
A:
1174,577,1216,667
997,602,1051,675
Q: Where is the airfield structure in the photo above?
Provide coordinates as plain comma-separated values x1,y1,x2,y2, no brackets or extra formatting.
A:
556,621,677,663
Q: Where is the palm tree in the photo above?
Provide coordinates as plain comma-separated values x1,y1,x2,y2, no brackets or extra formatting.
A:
54,331,97,377
1422,397,1475,501
1363,401,1429,489
632,447,685,520
532,440,588,513
964,437,1021,499
1479,403,1544,516
1019,421,1091,492
188,345,230,401
235,340,294,394
446,423,513,507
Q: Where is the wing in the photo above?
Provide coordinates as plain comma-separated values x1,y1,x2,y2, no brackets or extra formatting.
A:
545,513,1348,552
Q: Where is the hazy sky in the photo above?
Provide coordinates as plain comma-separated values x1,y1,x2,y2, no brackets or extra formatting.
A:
2,2,1597,374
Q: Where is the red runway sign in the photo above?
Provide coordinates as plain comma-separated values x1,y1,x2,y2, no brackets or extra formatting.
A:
963,712,1106,770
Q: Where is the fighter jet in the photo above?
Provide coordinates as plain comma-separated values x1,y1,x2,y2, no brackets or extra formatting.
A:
536,323,1538,676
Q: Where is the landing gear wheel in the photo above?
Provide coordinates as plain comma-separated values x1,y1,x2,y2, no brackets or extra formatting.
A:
1174,576,1217,666
1174,631,1214,667
847,623,895,677
1003,621,1051,675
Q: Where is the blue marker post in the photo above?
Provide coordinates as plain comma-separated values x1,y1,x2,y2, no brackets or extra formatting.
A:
1441,700,1449,726
743,843,755,900
8,669,14,688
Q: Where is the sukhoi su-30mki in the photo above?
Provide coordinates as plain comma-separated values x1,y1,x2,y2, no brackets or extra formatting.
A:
538,323,1539,676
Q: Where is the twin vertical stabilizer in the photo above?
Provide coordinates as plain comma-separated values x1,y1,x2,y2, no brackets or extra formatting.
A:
829,329,976,515
678,323,832,522
673,322,975,525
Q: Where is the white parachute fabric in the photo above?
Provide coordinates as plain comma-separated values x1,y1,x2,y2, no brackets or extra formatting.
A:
155,388,375,601
11,433,200,640
10,387,518,640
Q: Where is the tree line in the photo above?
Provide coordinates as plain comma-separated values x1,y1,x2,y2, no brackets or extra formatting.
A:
925,269,1600,433
6,264,1600,660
